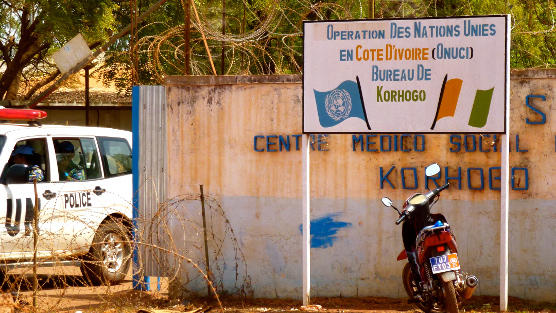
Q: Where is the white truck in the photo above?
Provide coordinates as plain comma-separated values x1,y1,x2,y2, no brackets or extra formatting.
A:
0,122,133,285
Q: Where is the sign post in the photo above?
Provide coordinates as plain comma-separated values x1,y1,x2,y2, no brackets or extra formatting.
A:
500,134,509,311
500,16,511,310
302,134,311,306
303,15,510,307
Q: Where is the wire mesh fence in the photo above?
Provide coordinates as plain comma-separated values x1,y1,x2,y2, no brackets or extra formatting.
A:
0,182,240,312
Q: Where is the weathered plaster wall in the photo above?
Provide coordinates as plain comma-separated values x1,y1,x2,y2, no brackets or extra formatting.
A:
164,70,555,301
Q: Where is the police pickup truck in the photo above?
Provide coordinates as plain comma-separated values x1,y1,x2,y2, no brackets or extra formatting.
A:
0,118,132,286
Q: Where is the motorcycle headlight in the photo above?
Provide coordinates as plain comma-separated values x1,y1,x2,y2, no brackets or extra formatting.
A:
408,194,427,206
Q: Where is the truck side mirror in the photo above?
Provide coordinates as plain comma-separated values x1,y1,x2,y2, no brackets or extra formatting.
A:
6,164,29,184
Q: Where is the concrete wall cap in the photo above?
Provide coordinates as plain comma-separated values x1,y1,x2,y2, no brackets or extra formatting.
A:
164,70,554,85
165,75,302,86
511,68,556,79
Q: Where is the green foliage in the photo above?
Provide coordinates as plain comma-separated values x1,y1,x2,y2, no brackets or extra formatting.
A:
408,0,555,68
0,0,118,53
37,0,117,43
508,0,555,68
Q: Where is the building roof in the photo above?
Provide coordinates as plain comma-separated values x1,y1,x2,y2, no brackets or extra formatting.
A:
18,67,131,107
41,90,130,106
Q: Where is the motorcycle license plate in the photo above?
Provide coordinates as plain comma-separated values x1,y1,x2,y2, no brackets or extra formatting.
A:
430,253,460,274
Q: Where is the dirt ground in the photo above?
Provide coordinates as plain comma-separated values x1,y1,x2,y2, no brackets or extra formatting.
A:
8,284,556,313
46,291,556,313
2,270,555,313
176,295,556,313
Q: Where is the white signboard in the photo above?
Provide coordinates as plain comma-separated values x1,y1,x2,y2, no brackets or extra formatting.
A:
52,33,92,74
303,16,508,133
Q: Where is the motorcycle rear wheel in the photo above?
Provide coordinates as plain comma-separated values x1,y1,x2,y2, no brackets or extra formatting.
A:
442,281,459,313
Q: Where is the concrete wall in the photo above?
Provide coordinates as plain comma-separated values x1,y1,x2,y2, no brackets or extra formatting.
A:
163,70,555,301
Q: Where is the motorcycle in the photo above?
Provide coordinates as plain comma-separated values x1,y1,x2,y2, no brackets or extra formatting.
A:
381,163,478,313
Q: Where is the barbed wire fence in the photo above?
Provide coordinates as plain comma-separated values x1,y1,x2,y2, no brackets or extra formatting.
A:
98,0,555,86
136,190,253,299
0,180,247,312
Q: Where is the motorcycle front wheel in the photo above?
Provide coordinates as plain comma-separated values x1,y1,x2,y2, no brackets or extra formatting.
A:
442,281,459,313
402,263,429,312
403,264,451,313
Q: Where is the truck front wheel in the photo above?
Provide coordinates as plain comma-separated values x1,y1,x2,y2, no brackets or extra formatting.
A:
80,220,132,286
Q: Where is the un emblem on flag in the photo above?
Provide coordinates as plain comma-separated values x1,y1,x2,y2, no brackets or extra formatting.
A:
325,89,352,121
313,78,370,129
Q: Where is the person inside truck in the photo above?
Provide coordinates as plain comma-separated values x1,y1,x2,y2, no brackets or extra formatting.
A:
55,141,85,181
11,145,45,182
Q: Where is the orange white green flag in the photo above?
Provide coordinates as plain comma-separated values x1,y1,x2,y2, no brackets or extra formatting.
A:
430,74,494,130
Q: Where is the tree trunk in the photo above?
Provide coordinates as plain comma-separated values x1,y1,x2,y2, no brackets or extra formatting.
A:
0,60,22,100
183,0,191,74
24,70,60,100
0,6,47,100
5,71,21,100
0,38,49,100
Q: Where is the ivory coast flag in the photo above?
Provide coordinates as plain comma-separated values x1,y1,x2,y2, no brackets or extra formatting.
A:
430,74,494,129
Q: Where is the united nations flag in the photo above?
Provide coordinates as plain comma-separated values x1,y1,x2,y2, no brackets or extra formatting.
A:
313,77,371,129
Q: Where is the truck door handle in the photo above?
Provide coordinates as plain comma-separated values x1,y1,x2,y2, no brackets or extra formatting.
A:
42,190,56,200
93,186,106,195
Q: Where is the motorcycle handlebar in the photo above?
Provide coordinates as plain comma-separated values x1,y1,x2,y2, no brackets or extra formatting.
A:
433,182,450,195
395,212,407,225
393,183,450,225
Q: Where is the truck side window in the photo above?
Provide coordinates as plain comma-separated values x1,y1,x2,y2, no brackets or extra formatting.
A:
81,138,102,179
53,138,101,181
54,138,86,181
5,138,49,183
97,137,132,177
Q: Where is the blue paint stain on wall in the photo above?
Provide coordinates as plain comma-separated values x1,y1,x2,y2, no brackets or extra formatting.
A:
299,213,352,248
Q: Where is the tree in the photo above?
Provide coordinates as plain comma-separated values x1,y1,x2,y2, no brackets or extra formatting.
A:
414,0,555,68
0,0,118,100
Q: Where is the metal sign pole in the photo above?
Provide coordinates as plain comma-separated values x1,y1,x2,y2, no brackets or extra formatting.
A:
500,14,511,311
500,134,509,311
302,134,311,306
